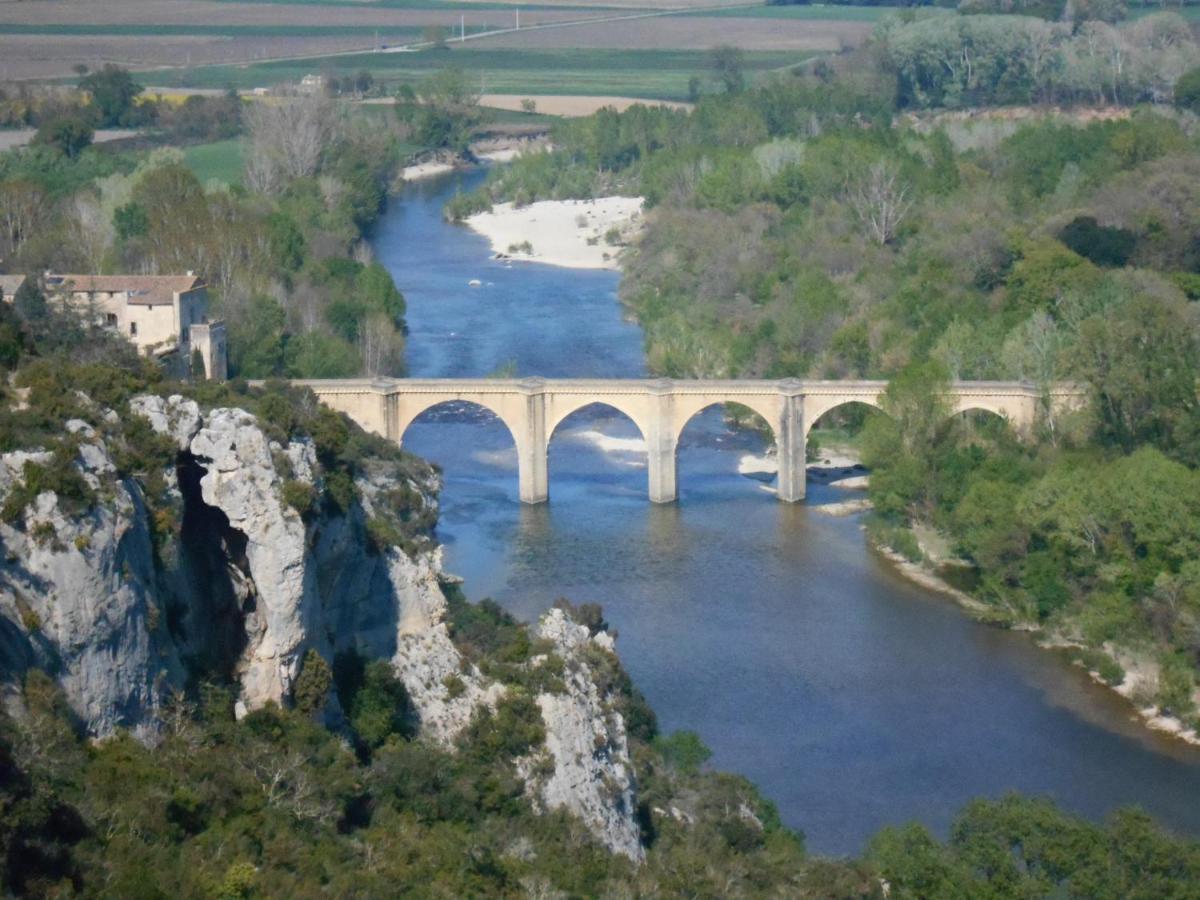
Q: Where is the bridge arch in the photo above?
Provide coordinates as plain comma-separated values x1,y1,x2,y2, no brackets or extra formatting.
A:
548,401,649,446
803,396,886,436
546,402,650,498
668,394,783,449
395,397,521,450
545,396,652,445
674,401,779,497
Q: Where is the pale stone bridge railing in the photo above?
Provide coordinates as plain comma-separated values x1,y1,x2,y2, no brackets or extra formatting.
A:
293,377,1088,504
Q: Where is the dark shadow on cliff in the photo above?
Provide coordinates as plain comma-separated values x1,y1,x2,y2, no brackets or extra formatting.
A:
172,452,251,685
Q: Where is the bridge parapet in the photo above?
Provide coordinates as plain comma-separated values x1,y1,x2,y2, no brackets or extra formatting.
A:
290,377,1088,505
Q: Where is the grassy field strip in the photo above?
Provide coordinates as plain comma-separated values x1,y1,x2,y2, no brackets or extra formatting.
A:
154,48,806,98
182,138,245,186
681,4,900,20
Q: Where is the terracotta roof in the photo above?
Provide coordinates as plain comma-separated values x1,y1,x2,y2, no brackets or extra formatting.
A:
0,274,26,297
46,273,205,306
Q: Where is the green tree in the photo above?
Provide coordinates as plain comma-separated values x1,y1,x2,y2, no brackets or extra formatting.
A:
1173,66,1200,114
79,64,143,127
113,202,149,241
32,116,94,159
862,360,955,519
708,45,746,94
293,648,333,716
397,69,487,155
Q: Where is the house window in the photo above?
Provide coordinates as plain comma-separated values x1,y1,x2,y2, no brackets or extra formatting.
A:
130,322,138,337
105,313,117,327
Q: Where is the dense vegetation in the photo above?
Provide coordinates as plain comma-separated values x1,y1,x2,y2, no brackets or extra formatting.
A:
450,14,1200,730
0,71,412,381
5,596,1200,898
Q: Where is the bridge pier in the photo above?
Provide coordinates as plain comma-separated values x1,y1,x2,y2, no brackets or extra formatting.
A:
518,378,549,504
776,383,806,503
646,380,677,504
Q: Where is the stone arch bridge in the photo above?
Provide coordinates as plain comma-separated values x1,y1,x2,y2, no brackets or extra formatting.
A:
295,378,1087,504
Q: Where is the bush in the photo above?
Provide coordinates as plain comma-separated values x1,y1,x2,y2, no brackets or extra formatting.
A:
461,694,545,762
335,651,414,751
1074,647,1125,686
654,730,712,775
1157,654,1196,718
292,648,332,716
1175,67,1200,114
281,479,317,519
1058,216,1136,267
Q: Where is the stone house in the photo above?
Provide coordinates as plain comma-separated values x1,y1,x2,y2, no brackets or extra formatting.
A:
43,273,227,380
0,274,26,304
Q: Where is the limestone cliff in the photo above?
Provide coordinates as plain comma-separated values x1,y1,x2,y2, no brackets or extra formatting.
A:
519,608,644,861
0,423,180,742
0,391,645,862
0,394,449,735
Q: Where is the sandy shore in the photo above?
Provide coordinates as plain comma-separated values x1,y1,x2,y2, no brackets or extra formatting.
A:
400,160,457,181
465,196,644,270
813,498,873,517
480,93,691,117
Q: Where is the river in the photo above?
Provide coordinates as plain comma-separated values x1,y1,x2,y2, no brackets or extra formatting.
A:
373,169,1200,856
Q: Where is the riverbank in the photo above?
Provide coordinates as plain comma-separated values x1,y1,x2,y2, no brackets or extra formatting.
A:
810,440,1200,750
465,196,644,270
872,523,1200,749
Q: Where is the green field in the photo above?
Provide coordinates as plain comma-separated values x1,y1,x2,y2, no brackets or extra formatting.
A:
183,139,244,186
684,4,902,20
147,48,810,100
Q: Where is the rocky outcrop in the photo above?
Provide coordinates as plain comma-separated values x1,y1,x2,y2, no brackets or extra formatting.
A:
188,407,316,712
520,608,644,861
0,392,645,863
392,623,503,745
0,395,447,736
0,426,180,741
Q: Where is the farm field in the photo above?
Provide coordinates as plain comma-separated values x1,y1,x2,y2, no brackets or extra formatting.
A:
182,138,245,186
145,47,808,99
684,4,902,20
0,0,619,79
0,1,603,28
465,15,871,51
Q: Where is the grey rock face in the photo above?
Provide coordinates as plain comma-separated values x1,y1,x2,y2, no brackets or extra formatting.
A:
520,608,644,861
0,437,179,741
0,394,644,863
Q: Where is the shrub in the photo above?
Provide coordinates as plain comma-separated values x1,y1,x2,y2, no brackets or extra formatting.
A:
1058,216,1136,267
654,730,712,775
292,648,332,716
1175,66,1200,114
1157,654,1196,718
335,651,413,751
281,479,317,519
1074,647,1125,686
461,694,546,762
443,673,466,699
2,449,95,525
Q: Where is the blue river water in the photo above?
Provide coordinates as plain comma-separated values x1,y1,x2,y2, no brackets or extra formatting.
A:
372,169,1200,856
